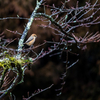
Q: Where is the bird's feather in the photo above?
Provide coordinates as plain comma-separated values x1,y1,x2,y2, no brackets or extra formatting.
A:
24,36,34,44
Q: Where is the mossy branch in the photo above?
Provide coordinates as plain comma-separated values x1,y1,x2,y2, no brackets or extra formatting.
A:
0,68,8,88
0,59,24,99
17,0,44,58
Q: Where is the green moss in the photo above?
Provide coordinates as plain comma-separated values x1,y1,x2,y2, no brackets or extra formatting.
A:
0,54,30,69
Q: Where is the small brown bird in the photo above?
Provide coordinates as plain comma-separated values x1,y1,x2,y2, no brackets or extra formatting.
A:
24,34,37,46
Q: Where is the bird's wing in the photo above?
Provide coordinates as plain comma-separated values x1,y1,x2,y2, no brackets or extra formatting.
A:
24,36,34,44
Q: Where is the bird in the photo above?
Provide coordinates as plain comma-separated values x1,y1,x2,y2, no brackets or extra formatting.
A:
24,34,37,47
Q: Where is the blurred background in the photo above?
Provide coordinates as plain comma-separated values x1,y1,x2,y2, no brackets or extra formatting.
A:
0,0,100,100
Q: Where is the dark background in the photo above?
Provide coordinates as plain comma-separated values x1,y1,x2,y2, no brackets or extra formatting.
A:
0,0,100,100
